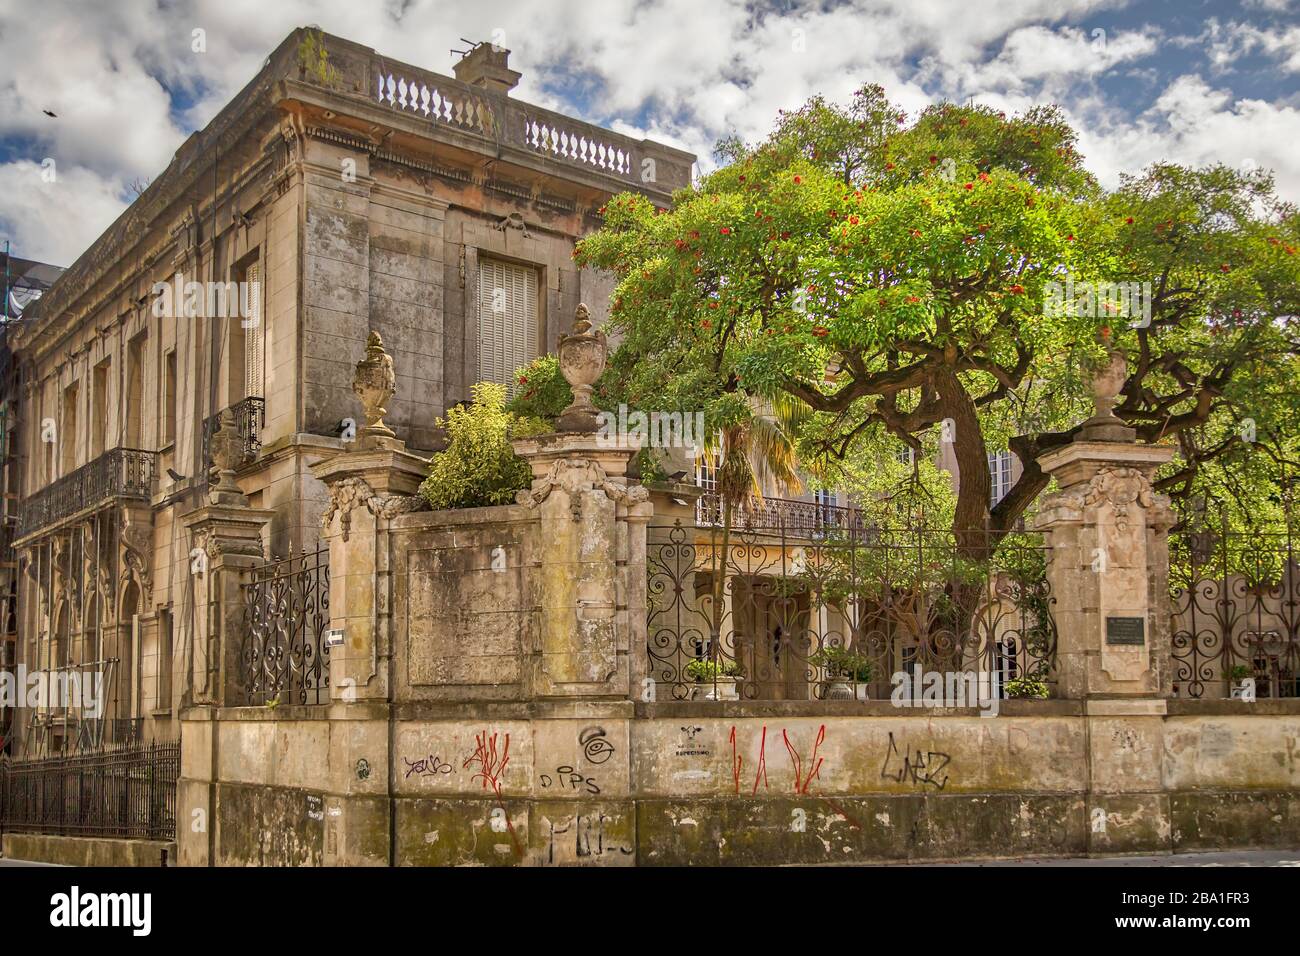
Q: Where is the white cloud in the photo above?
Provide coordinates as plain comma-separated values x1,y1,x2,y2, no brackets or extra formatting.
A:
1,0,1298,267
1075,74,1300,197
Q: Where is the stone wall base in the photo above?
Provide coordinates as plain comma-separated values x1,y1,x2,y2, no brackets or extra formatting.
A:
1,833,175,867
187,787,1300,866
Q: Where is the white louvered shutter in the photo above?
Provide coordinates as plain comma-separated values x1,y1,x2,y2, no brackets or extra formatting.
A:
477,259,538,392
244,262,264,398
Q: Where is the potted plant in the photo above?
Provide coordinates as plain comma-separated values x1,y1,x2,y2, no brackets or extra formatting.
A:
1225,664,1255,700
1003,675,1050,700
811,647,874,700
685,658,742,700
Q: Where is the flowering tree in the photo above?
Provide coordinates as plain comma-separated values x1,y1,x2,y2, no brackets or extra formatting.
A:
576,86,1300,551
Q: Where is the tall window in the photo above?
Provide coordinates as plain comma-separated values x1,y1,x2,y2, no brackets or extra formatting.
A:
126,333,146,448
157,608,173,711
813,488,839,534
989,450,1014,505
91,358,110,459
243,260,264,399
61,382,78,475
162,349,176,446
695,453,718,492
477,258,539,390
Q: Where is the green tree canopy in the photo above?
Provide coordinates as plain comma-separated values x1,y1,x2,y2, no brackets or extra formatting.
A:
576,85,1300,546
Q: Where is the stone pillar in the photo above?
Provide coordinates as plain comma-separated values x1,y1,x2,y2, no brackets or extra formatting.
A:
512,304,653,700
1033,349,1177,699
306,332,429,867
178,504,273,706
177,411,273,867
312,331,430,705
513,432,650,698
178,409,276,707
1033,347,1177,853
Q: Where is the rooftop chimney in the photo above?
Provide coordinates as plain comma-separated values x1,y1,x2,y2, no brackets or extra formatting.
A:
453,42,522,95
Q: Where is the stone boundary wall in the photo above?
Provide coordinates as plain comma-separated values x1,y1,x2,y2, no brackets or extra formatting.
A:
177,701,1300,866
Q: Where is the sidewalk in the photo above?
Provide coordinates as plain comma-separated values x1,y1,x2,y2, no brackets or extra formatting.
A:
910,849,1300,867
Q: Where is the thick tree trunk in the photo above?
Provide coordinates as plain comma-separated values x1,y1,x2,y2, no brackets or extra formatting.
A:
932,366,992,559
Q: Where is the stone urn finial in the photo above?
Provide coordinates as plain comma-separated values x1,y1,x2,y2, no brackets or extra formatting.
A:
353,330,398,448
555,303,607,432
1091,346,1127,420
1079,345,1136,442
208,408,248,506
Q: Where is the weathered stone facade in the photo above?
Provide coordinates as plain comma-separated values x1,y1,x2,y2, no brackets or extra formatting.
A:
5,28,692,752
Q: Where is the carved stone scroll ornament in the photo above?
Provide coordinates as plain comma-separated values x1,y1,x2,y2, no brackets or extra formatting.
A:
492,211,532,238
120,508,153,604
319,476,428,542
1052,465,1159,531
515,456,649,522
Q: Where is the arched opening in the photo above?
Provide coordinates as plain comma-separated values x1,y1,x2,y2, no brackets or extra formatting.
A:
112,580,141,738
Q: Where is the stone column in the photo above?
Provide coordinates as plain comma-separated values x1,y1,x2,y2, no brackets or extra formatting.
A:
513,433,650,698
308,332,428,867
1033,347,1177,854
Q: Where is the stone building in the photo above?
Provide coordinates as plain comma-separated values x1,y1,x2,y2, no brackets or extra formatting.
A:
1,251,64,755
5,27,693,755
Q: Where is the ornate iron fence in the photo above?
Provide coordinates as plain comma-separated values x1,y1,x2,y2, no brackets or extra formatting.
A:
1170,514,1299,699
0,739,179,840
240,547,331,705
647,516,1056,702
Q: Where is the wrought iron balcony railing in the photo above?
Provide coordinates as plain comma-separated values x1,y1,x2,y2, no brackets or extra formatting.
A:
694,492,866,537
16,448,156,540
200,397,265,481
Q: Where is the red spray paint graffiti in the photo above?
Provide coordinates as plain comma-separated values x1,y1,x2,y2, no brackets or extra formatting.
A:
462,730,523,859
782,724,826,795
730,724,770,795
728,723,857,829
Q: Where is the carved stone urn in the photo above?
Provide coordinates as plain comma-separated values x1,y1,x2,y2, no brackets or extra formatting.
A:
555,303,607,433
352,330,398,448
1079,345,1136,442
208,408,247,506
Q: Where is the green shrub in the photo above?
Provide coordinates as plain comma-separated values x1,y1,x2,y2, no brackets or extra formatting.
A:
506,355,573,421
1003,676,1050,699
809,646,874,682
418,382,548,509
684,658,741,681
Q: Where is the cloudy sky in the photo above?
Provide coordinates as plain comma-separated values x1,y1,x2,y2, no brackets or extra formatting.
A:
1,0,1298,267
